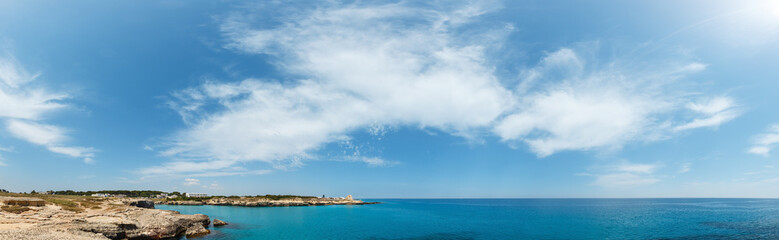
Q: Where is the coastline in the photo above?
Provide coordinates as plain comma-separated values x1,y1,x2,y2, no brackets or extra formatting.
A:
0,195,211,240
0,193,380,239
157,196,381,207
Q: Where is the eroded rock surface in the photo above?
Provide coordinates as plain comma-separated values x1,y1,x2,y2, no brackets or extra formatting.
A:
128,200,154,209
0,197,211,240
213,219,227,226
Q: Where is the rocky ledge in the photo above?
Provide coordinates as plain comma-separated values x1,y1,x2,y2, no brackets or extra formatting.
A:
0,196,211,240
159,197,381,207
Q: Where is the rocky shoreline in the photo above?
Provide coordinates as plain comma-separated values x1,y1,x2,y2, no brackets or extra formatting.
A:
1,194,380,239
158,196,381,207
0,196,212,240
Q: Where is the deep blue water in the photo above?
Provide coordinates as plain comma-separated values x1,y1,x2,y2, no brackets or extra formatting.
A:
156,199,779,240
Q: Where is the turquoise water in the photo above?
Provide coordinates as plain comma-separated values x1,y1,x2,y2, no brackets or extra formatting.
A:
157,199,779,239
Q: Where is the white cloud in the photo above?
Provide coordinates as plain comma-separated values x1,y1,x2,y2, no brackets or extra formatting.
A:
0,146,10,166
6,120,67,145
614,163,659,174
145,2,740,175
148,1,513,175
0,56,67,120
591,173,660,188
495,49,738,157
679,163,692,174
748,124,779,156
673,97,740,131
0,56,95,163
5,119,95,162
582,161,663,188
495,79,667,156
204,183,222,190
183,178,200,186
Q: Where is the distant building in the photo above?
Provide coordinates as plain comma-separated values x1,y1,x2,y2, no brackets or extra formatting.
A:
186,193,208,198
91,193,111,197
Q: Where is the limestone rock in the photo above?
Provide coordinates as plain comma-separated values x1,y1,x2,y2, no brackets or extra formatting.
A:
128,200,155,209
185,224,210,238
213,219,228,226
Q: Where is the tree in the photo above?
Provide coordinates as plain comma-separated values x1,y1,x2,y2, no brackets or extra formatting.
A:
31,190,37,194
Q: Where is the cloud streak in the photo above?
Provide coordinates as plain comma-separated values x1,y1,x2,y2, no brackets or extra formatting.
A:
0,54,95,163
581,162,663,188
494,50,739,157
748,124,779,156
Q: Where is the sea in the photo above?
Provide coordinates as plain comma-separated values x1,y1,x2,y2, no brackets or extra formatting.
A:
156,198,779,240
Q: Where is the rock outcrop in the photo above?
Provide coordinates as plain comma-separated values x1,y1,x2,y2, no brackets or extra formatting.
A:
0,196,212,240
213,219,228,226
128,200,154,209
162,200,203,206
159,197,380,207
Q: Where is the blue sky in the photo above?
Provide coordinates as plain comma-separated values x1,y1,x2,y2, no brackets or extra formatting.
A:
1,0,779,198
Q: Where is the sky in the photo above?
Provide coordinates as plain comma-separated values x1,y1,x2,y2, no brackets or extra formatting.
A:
1,0,779,198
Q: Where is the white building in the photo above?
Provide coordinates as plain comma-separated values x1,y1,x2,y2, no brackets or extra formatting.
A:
185,193,208,198
91,193,111,197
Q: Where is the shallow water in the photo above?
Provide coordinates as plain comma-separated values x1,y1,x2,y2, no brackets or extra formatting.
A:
157,198,779,240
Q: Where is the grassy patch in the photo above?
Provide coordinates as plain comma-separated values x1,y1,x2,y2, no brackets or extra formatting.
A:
46,198,84,212
1,205,32,214
76,199,101,209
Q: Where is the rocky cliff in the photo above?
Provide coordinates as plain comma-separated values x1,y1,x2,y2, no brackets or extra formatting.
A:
160,197,380,207
0,196,211,240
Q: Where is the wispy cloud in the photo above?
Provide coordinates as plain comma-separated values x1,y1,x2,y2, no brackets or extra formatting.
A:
0,56,66,120
679,163,692,174
673,97,740,131
146,1,512,175
0,54,95,163
0,146,10,166
183,178,200,186
748,124,779,156
580,161,663,188
144,1,740,175
182,178,223,190
494,49,739,157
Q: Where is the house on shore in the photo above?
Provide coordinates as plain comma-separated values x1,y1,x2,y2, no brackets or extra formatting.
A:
185,193,208,198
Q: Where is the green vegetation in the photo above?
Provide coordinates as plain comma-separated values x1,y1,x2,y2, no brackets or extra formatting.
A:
50,190,165,198
162,194,317,202
45,198,83,212
0,191,109,212
2,189,319,203
1,205,31,214
254,194,317,200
